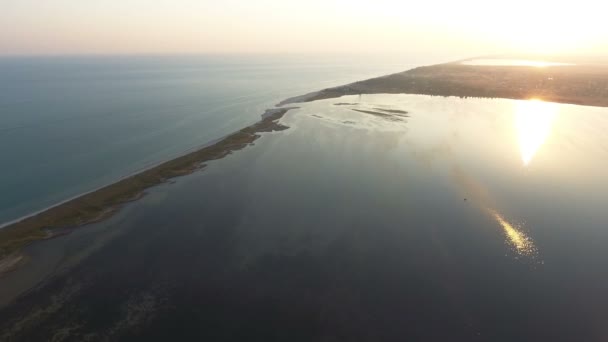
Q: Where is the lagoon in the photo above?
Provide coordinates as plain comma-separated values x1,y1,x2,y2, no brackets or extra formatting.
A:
2,94,608,340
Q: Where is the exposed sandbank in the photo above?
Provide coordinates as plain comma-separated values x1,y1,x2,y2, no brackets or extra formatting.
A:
351,109,406,122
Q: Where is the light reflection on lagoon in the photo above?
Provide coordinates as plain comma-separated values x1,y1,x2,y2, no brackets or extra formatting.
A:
294,94,608,261
450,164,539,260
514,99,558,166
488,208,538,258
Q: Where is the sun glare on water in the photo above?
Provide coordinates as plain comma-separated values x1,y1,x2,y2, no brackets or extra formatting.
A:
487,209,538,258
515,100,558,166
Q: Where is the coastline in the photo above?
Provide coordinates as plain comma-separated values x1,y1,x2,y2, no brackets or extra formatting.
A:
0,107,295,270
279,63,608,107
3,58,608,275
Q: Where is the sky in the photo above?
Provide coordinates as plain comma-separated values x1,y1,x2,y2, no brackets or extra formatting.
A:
2,0,607,57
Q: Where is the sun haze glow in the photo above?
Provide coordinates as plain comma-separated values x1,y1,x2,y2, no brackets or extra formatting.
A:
1,0,606,56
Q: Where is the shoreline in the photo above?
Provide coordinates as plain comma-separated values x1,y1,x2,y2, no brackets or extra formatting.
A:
279,62,608,107
0,135,229,231
0,107,295,270
3,58,608,275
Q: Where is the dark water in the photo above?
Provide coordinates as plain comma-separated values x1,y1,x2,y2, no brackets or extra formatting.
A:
1,95,608,341
0,55,410,225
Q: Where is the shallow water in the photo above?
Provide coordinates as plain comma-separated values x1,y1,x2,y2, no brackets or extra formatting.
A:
1,95,608,341
0,55,410,225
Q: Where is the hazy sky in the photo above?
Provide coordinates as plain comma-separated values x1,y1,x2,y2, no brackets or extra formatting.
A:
2,0,607,57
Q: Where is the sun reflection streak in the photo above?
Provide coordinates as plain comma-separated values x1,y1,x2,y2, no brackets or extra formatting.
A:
486,209,538,258
452,166,539,260
515,99,558,166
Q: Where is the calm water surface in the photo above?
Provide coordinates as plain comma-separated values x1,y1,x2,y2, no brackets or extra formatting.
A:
1,95,608,341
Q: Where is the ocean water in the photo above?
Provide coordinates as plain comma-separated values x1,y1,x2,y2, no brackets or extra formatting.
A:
0,55,413,225
2,95,608,341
